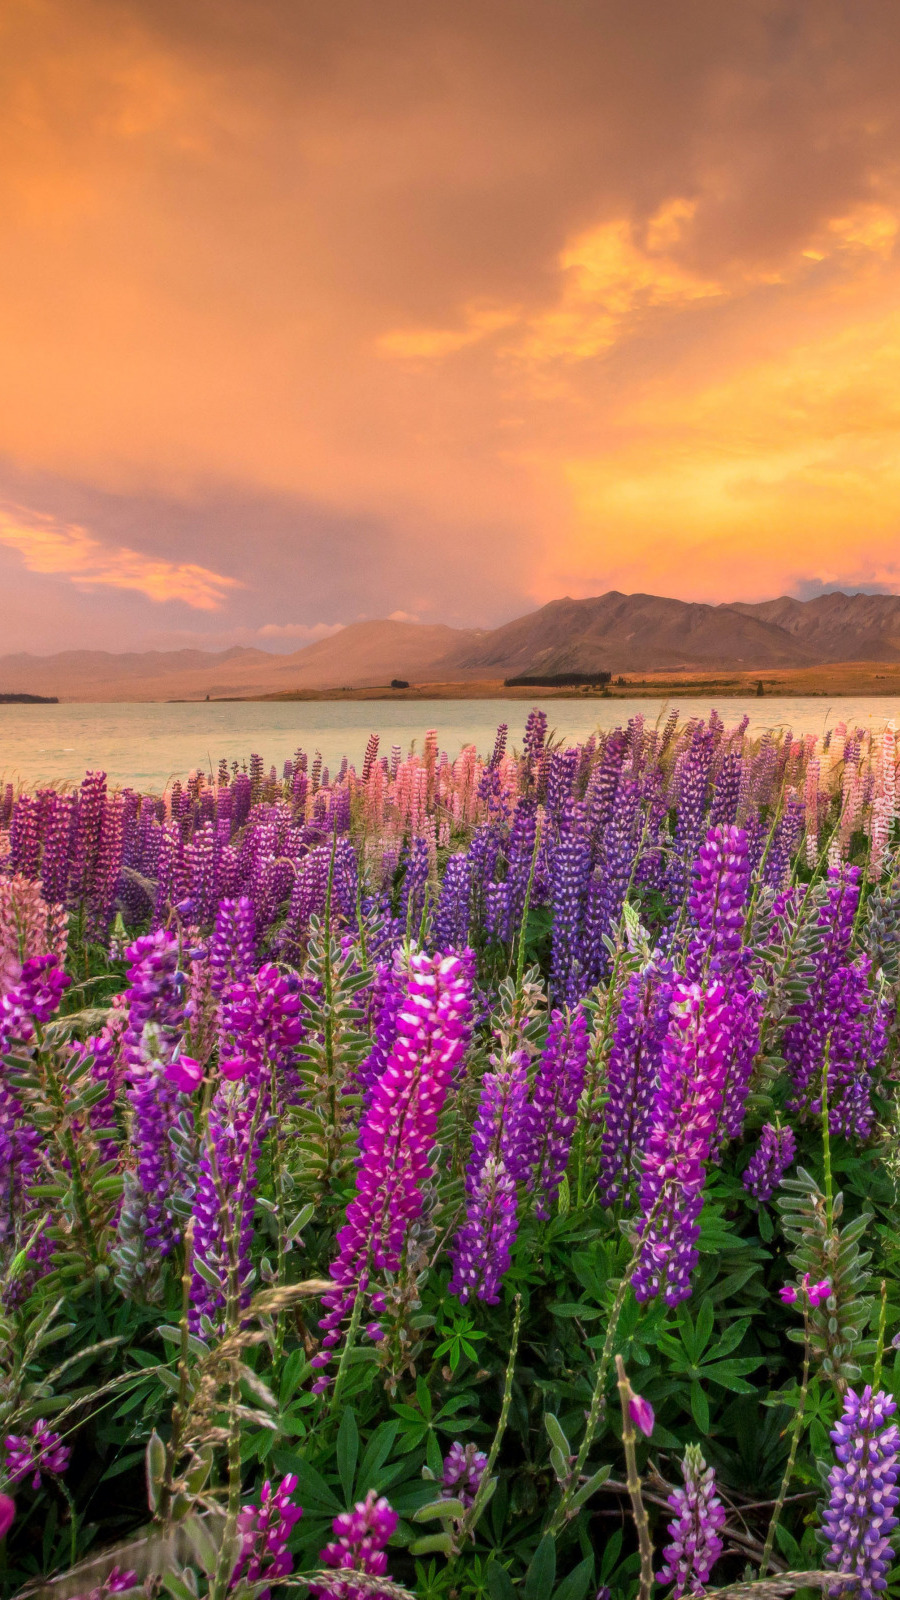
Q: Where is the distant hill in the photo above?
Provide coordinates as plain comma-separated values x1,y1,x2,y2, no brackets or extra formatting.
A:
3,590,900,699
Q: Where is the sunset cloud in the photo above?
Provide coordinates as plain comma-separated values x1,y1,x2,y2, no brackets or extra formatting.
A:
0,508,239,608
1,0,900,651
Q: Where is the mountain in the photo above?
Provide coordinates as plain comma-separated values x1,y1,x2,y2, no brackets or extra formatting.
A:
454,592,816,675
2,591,900,700
731,592,900,662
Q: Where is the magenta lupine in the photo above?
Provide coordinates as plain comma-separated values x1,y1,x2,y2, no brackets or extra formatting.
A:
632,982,732,1307
657,1444,726,1598
522,1006,588,1218
0,954,70,1051
3,1420,71,1489
441,1441,488,1508
218,963,305,1086
742,1122,796,1203
315,952,473,1383
233,1473,303,1600
780,1274,831,1307
598,963,673,1208
448,1049,531,1304
822,1386,900,1600
311,1491,398,1600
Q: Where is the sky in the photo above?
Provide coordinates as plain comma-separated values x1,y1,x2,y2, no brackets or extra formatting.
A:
3,0,900,654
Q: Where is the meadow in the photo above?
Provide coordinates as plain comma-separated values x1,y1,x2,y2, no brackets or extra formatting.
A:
1,708,899,1600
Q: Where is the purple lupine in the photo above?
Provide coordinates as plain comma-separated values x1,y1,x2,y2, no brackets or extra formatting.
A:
708,749,742,828
632,982,732,1307
587,729,628,844
598,963,673,1208
490,722,508,767
549,806,592,1002
667,724,715,902
786,948,883,1139
685,825,751,983
316,952,473,1383
783,869,862,1119
120,931,188,1257
523,708,548,773
74,1022,122,1165
583,777,642,983
190,1077,268,1334
657,1444,726,1598
441,1441,488,1508
9,795,42,878
433,853,473,951
522,1006,589,1218
209,896,256,995
355,960,406,1106
822,1386,900,1600
397,836,430,935
742,1122,796,1203
311,1491,398,1600
234,1474,303,1600
3,1420,70,1489
763,795,805,889
68,770,107,908
448,1049,531,1304
39,791,75,906
486,801,537,945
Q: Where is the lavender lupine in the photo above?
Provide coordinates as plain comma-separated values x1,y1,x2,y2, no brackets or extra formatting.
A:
189,1076,268,1333
209,896,256,994
549,806,592,1002
598,963,673,1208
315,952,472,1383
742,1122,796,1203
119,931,188,1258
522,1006,588,1218
632,982,732,1307
657,1444,727,1598
441,1441,488,1508
448,1049,531,1304
486,800,537,945
3,1420,70,1489
234,1474,303,1600
433,853,473,950
312,1492,398,1600
667,725,715,901
583,777,642,983
822,1386,900,1600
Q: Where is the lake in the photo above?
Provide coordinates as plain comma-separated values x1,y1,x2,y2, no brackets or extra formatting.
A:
1,696,899,790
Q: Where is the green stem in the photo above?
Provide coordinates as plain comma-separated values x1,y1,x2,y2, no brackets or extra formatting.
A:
330,1287,364,1414
759,1307,811,1578
615,1356,653,1600
452,1294,523,1558
821,1063,833,1236
37,1029,100,1266
548,1260,633,1535
873,1279,888,1393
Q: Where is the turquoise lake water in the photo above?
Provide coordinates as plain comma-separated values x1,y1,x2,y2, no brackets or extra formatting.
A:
1,696,899,791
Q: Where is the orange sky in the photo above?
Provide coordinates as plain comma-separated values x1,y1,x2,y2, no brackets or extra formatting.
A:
2,0,900,652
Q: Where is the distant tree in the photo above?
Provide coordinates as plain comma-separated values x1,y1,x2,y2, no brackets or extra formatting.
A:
756,679,765,697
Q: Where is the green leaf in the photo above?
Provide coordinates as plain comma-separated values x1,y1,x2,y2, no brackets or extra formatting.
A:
486,1562,516,1600
409,1533,453,1556
544,1413,571,1455
525,1535,557,1600
690,1380,710,1434
549,1303,605,1321
553,1555,595,1600
336,1407,359,1504
414,1497,463,1521
569,1463,612,1511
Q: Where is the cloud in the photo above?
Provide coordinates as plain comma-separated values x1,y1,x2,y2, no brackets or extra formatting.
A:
0,506,239,608
388,609,420,622
256,621,343,641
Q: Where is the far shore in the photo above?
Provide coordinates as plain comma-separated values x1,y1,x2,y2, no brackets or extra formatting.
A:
187,662,900,703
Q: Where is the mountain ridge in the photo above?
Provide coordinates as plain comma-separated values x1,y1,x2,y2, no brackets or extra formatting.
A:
2,591,900,700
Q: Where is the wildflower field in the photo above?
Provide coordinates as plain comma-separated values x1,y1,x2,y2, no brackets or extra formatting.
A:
2,709,900,1600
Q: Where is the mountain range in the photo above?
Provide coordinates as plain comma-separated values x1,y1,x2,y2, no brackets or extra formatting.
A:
3,591,900,700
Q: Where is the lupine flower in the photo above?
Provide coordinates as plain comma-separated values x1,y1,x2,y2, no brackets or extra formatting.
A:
633,982,732,1307
189,1076,268,1334
233,1474,303,1600
119,931,188,1258
549,807,592,1002
0,954,70,1052
3,1420,70,1488
76,1565,138,1600
165,1053,203,1092
742,1122,797,1203
628,1394,655,1437
449,1049,531,1304
311,1491,398,1600
433,853,473,950
657,1444,726,1598
822,1386,900,1600
316,952,473,1383
780,1274,831,1307
441,1441,488,1507
522,1006,588,1219
598,962,673,1208
0,1495,14,1538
